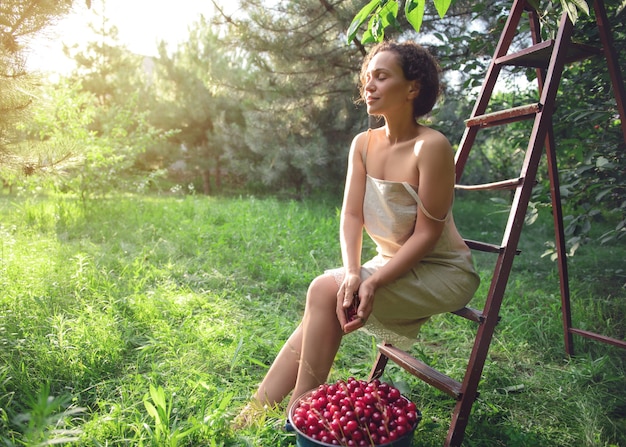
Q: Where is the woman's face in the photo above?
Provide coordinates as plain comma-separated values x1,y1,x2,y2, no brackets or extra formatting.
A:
362,50,417,117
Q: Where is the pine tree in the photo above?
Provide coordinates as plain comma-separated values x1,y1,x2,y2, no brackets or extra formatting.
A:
150,17,251,194
216,0,367,195
0,0,75,166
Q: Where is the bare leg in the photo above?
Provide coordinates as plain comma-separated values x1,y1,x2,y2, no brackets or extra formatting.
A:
248,274,342,410
287,274,343,410
253,324,303,406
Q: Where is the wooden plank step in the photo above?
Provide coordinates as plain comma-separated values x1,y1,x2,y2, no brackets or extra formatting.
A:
378,344,463,399
456,177,524,191
463,239,522,255
496,40,603,69
465,103,541,128
451,306,484,323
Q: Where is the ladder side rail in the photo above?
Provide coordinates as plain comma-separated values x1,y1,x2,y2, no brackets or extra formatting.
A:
544,120,576,355
455,0,529,181
593,0,626,142
446,244,523,445
529,5,576,355
447,129,554,446
528,3,542,46
447,11,577,447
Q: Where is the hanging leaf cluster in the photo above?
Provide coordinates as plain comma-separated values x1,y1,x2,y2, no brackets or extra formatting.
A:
347,0,453,43
347,0,593,44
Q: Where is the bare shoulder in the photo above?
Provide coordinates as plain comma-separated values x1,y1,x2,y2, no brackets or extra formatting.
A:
350,130,371,153
417,126,452,148
414,127,453,163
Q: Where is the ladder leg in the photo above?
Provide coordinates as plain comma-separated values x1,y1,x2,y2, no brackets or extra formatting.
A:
593,0,626,142
368,347,389,381
544,123,575,355
529,12,575,356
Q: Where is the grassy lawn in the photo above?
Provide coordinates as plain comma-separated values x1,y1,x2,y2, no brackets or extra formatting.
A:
0,192,624,446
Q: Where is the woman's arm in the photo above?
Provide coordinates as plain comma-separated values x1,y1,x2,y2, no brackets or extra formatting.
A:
360,130,455,297
336,132,367,330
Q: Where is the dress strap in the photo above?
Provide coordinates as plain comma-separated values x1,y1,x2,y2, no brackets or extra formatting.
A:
402,182,450,223
361,129,372,166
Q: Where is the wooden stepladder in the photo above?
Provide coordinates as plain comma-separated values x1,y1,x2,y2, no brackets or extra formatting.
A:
368,0,626,446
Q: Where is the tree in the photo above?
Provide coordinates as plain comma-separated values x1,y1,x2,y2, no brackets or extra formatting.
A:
151,17,250,194
50,4,172,199
0,0,76,177
63,6,150,135
211,0,367,196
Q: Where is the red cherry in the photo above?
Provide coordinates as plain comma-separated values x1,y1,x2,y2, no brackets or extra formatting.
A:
388,387,401,402
345,419,358,432
396,424,408,436
351,429,364,442
396,415,408,426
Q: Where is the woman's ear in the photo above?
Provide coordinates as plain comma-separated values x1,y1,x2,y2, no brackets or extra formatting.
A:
408,81,420,100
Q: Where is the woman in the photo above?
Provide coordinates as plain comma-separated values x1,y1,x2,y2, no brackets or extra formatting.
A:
235,40,479,426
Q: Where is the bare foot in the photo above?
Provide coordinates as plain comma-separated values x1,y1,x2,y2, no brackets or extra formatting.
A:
231,401,268,430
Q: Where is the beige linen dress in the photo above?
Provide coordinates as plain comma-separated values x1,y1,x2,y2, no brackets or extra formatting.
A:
328,132,480,348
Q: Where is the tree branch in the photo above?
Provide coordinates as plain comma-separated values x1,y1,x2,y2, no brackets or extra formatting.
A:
317,0,367,57
210,0,237,25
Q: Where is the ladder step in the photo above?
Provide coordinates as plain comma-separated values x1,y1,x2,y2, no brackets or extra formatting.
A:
496,40,603,69
456,177,524,191
465,103,541,128
378,344,463,399
451,306,484,323
463,239,522,255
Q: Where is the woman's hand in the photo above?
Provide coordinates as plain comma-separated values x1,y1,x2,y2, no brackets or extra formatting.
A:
336,273,361,332
338,275,377,334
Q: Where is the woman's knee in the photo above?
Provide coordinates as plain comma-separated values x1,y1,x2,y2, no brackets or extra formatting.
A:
306,274,338,310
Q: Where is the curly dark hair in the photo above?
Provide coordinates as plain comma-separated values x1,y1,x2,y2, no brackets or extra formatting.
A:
359,41,442,121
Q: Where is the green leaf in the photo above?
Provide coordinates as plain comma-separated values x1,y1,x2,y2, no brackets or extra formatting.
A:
371,13,385,42
218,392,234,412
432,0,453,18
150,384,167,411
560,0,590,24
362,28,377,44
347,0,381,43
570,0,590,15
405,0,419,13
144,400,160,423
561,0,579,24
379,0,400,30
405,0,426,34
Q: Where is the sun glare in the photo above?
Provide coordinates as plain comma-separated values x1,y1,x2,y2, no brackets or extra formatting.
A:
26,0,217,74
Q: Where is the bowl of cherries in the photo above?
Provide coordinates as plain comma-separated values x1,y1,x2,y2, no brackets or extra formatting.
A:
287,378,421,447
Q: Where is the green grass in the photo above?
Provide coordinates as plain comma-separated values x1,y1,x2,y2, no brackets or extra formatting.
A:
0,192,624,446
